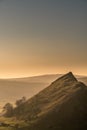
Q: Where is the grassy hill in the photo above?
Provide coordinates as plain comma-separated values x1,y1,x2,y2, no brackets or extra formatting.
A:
5,72,87,130
0,73,87,113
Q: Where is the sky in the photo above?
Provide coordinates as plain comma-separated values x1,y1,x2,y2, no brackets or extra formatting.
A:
0,0,87,78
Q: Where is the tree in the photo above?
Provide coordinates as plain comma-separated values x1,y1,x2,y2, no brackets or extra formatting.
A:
15,96,26,107
3,103,13,117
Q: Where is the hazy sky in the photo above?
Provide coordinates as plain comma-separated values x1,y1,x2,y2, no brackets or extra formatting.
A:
0,0,87,78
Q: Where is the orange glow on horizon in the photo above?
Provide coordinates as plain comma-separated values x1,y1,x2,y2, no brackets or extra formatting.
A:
0,66,87,79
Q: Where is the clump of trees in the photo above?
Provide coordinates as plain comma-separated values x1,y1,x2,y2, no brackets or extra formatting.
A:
3,96,26,117
3,96,41,121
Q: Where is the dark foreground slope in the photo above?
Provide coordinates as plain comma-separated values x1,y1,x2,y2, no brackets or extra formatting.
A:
13,72,87,130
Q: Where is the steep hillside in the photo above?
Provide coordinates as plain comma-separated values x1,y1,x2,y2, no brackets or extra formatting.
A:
12,72,87,130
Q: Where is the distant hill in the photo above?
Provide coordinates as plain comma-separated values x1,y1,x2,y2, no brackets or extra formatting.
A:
11,72,87,130
78,77,87,85
8,74,62,83
8,74,87,84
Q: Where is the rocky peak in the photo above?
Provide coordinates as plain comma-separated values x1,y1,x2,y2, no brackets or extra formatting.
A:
57,72,77,82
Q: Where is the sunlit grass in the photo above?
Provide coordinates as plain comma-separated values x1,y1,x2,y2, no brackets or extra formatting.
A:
0,116,29,129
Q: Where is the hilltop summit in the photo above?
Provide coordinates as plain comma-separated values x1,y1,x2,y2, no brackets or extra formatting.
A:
51,72,78,86
57,72,77,81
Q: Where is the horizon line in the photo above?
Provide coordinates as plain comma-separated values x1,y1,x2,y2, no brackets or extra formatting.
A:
0,72,87,80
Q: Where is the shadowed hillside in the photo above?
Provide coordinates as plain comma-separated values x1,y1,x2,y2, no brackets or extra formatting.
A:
9,72,87,130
